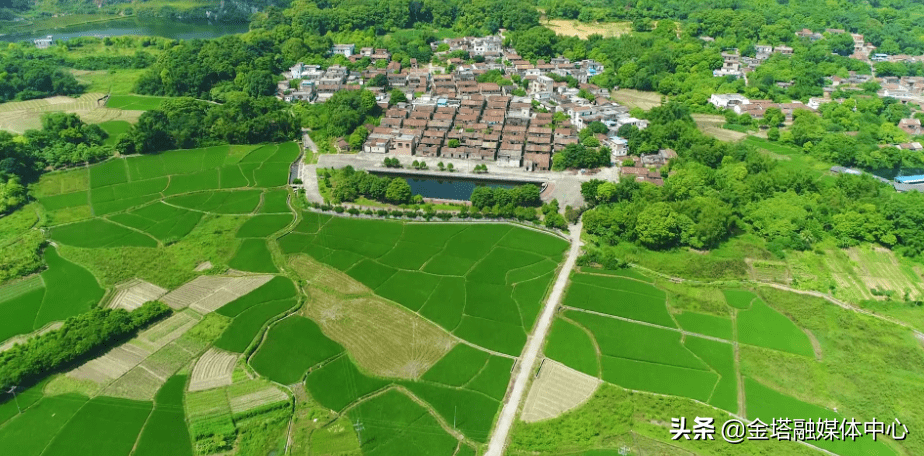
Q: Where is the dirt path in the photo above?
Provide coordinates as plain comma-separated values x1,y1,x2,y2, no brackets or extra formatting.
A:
731,309,746,418
562,306,732,345
484,221,583,456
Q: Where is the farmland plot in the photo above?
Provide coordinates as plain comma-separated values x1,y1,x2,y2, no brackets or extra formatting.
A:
251,316,344,384
106,278,168,311
189,348,239,392
303,285,453,379
737,298,814,357
281,219,567,356
134,375,194,456
521,359,601,422
161,274,274,312
42,396,153,456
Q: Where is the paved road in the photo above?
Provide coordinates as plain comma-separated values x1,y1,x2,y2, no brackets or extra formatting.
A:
484,220,583,456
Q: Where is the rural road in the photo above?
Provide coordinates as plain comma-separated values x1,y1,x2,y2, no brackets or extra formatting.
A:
485,220,583,456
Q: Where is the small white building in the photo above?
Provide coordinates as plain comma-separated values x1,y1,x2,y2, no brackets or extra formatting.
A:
331,44,356,57
709,93,750,110
34,35,53,49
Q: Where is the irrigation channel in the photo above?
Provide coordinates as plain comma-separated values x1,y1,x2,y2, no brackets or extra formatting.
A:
369,169,547,201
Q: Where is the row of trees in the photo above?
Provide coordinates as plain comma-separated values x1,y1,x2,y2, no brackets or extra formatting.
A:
276,0,539,36
579,101,924,258
117,96,298,155
0,301,170,388
322,167,417,205
470,184,542,209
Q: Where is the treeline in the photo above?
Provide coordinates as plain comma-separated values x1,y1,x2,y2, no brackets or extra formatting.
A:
0,301,170,388
0,51,83,102
537,0,924,55
470,184,541,208
273,0,538,36
117,96,299,155
580,101,924,258
0,112,112,213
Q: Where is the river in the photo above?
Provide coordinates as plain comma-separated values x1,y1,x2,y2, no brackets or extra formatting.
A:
0,17,249,42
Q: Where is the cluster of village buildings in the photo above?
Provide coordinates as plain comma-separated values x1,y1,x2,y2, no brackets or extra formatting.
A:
280,32,922,180
279,36,654,173
709,90,922,151
710,30,916,80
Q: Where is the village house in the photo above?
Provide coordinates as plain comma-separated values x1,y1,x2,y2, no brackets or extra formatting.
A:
331,44,356,57
899,118,922,136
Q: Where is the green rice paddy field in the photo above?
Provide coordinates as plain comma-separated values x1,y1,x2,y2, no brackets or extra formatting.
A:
536,268,920,456
278,217,569,356
0,379,195,456
2,136,922,456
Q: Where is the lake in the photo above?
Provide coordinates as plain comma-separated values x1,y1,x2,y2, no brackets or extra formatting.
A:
374,173,540,201
0,17,249,42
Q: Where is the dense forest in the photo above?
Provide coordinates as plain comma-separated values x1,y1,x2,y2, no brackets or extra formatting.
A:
0,52,83,102
119,96,299,155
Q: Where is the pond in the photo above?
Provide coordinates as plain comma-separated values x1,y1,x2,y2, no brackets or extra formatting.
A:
0,17,249,42
374,173,538,201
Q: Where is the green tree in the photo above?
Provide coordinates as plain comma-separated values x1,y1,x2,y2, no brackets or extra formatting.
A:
349,126,369,151
634,202,694,249
390,89,407,105
385,178,412,203
0,177,25,214
471,186,495,208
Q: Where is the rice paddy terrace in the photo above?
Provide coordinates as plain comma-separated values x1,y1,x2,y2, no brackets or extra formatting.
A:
0,142,922,456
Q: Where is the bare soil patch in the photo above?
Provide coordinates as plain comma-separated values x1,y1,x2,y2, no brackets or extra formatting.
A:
520,359,601,422
846,246,924,300
189,348,238,392
544,19,631,39
107,278,168,311
228,382,289,414
161,274,273,312
609,89,662,110
303,286,453,379
69,343,151,383
0,93,143,134
692,114,748,142
289,254,368,295
133,308,201,352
